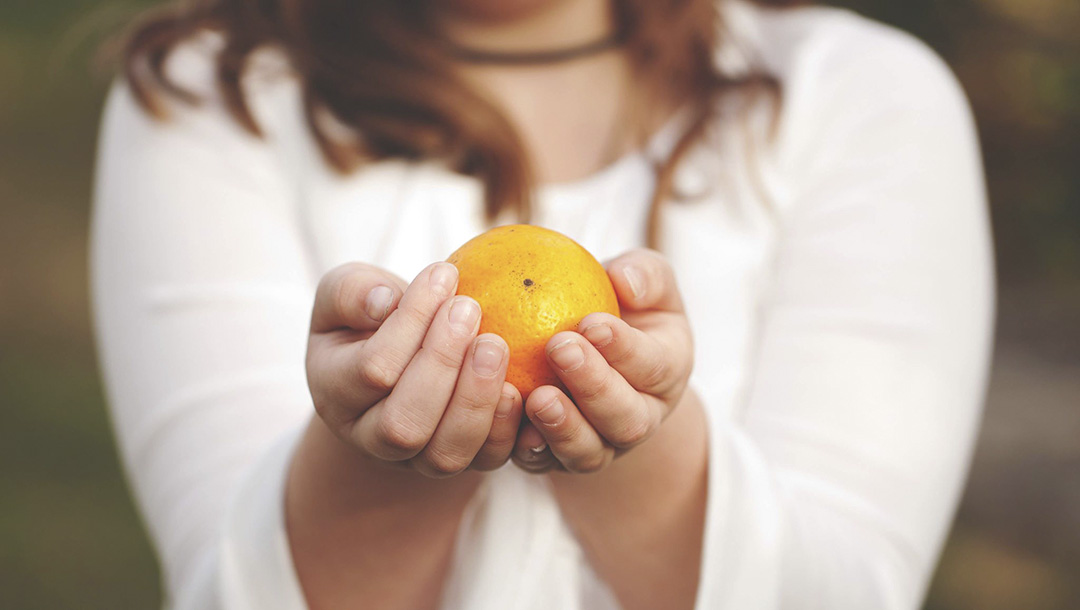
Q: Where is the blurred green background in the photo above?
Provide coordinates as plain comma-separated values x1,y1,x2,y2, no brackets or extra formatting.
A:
1,0,1077,608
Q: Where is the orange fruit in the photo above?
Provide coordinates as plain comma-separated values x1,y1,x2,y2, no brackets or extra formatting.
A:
447,225,620,399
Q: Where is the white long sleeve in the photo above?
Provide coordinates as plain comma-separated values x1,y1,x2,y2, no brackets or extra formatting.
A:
91,51,316,607
680,7,994,608
91,4,993,609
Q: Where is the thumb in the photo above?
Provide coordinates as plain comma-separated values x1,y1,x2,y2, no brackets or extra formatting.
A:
605,249,685,313
311,262,409,333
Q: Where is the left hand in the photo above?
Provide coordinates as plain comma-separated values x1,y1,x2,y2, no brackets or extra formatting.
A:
511,249,694,474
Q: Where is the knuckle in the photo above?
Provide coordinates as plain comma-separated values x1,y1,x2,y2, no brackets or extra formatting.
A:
602,338,633,365
331,270,364,321
636,249,674,294
484,420,516,446
308,364,352,427
570,451,609,474
401,293,441,331
575,372,614,403
626,247,664,271
375,412,428,455
423,447,470,477
552,418,586,446
472,429,516,469
424,343,467,371
477,439,513,465
638,248,670,272
357,354,398,393
455,389,497,416
641,358,671,392
613,413,653,447
317,264,353,296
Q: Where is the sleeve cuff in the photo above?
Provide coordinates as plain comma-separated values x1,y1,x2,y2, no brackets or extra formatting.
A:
216,426,309,610
693,381,784,609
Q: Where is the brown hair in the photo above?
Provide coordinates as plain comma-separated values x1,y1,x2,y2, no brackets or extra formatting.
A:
124,0,794,246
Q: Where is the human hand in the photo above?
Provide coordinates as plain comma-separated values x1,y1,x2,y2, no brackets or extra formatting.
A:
511,249,694,474
306,262,524,477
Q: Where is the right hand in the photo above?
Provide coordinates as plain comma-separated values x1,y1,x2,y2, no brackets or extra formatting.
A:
306,261,523,478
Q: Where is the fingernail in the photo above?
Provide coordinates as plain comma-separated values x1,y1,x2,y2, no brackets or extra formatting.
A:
581,323,613,348
472,339,505,377
534,396,565,426
448,296,480,336
494,391,514,419
548,339,584,372
623,266,645,301
365,285,394,321
528,443,548,455
430,263,458,297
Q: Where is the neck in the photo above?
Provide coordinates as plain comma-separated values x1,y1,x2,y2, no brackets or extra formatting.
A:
434,0,615,56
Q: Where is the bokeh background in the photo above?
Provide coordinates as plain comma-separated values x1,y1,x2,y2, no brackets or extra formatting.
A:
1,0,1077,608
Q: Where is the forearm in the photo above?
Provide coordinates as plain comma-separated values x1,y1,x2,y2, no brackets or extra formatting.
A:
548,391,709,610
285,415,481,610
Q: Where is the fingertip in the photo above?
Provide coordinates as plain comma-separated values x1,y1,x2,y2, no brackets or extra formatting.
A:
546,335,586,373
579,314,620,349
427,261,459,298
607,249,684,313
494,382,519,420
500,381,522,407
470,333,507,378
578,311,619,330
517,421,547,450
525,385,556,412
605,250,651,303
448,295,482,338
526,385,569,427
314,264,408,332
513,422,553,471
470,383,524,471
476,332,508,351
364,284,398,322
620,265,646,302
546,330,580,352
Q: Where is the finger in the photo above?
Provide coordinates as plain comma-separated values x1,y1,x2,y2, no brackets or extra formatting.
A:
350,262,459,401
511,421,561,473
605,249,684,313
546,331,662,449
577,312,689,400
471,382,523,472
311,262,409,333
524,386,614,474
413,334,510,477
353,293,480,460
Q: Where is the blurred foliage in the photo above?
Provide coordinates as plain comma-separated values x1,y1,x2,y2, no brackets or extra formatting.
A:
0,0,1077,608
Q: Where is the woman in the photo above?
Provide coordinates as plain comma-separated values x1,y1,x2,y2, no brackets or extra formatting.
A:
91,0,994,608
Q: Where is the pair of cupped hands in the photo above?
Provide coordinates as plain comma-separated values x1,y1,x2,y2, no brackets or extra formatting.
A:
307,249,694,478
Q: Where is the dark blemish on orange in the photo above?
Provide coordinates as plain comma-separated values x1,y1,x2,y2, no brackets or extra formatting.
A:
523,278,534,287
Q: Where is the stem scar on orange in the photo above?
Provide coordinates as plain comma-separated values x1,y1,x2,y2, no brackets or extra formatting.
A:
446,225,620,400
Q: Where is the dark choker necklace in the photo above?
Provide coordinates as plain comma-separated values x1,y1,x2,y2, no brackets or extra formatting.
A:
444,31,623,66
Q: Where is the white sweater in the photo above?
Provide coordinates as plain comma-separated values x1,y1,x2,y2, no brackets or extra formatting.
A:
91,2,994,608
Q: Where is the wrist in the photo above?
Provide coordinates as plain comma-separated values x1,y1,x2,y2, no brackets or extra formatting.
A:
543,391,708,610
286,415,482,608
288,415,482,521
